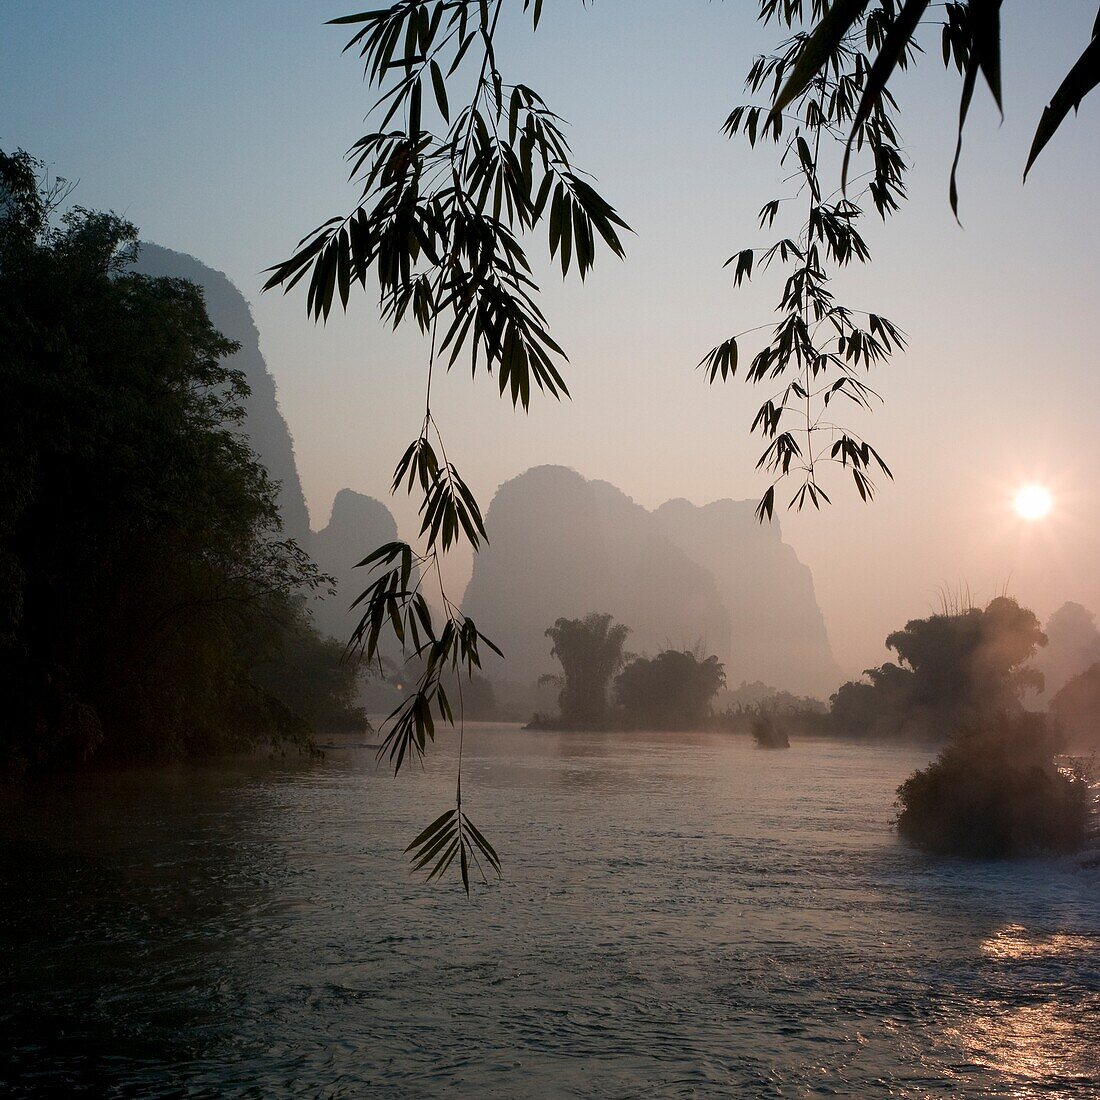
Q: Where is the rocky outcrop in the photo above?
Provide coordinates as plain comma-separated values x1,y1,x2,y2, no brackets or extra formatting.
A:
461,465,839,699
310,489,403,645
132,243,312,544
462,467,730,688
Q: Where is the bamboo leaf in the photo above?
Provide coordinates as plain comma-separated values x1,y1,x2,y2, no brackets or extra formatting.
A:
772,0,870,121
430,59,450,122
1026,29,1100,177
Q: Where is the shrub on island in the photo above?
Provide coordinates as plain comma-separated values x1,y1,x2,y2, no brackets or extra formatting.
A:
894,712,1092,858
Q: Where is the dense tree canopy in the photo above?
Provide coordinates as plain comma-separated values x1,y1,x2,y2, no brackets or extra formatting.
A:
0,149,365,771
614,650,725,730
830,597,1046,736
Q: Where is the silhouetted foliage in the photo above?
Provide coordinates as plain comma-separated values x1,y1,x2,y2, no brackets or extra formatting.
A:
272,1,1100,885
831,597,1046,737
1050,662,1100,750
0,149,365,771
268,0,627,889
542,613,630,728
751,712,791,750
895,712,1091,858
783,0,1100,205
709,2,904,520
830,661,914,736
613,649,725,730
251,599,370,736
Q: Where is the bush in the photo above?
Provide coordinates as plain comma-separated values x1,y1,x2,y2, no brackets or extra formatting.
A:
894,712,1092,857
750,712,790,749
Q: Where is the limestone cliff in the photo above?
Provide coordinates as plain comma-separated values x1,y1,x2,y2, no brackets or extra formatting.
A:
461,466,839,698
654,498,839,696
310,489,402,645
133,243,312,544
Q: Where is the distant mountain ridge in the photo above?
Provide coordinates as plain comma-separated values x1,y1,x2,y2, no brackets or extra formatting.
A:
462,466,839,698
310,488,407,649
131,247,837,696
653,496,838,695
133,244,398,650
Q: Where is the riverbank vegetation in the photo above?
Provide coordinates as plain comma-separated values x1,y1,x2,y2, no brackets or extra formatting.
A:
615,649,725,731
534,614,631,729
528,600,1093,856
0,150,367,774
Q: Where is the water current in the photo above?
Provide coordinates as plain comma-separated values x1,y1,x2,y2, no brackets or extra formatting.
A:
2,726,1097,1096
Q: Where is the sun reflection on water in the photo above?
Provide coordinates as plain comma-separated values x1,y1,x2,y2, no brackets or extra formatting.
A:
943,924,1100,1091
980,923,1098,962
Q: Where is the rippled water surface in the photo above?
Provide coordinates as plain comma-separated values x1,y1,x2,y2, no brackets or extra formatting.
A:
2,727,1098,1097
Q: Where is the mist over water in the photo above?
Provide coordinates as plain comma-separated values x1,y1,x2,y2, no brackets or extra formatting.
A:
4,727,1097,1097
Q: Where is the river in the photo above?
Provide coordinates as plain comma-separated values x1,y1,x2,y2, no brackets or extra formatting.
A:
2,726,1098,1097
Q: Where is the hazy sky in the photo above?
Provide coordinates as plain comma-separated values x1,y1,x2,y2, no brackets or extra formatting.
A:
5,1,1100,680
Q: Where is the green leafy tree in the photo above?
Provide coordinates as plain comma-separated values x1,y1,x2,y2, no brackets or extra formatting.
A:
543,613,631,727
831,596,1047,736
0,149,363,771
614,650,725,730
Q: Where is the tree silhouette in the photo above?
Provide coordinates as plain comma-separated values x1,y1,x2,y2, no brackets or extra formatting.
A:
266,1,1100,884
0,149,362,770
614,650,725,730
544,613,631,727
831,597,1047,736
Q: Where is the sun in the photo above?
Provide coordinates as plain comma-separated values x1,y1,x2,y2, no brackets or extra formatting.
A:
1014,484,1052,521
